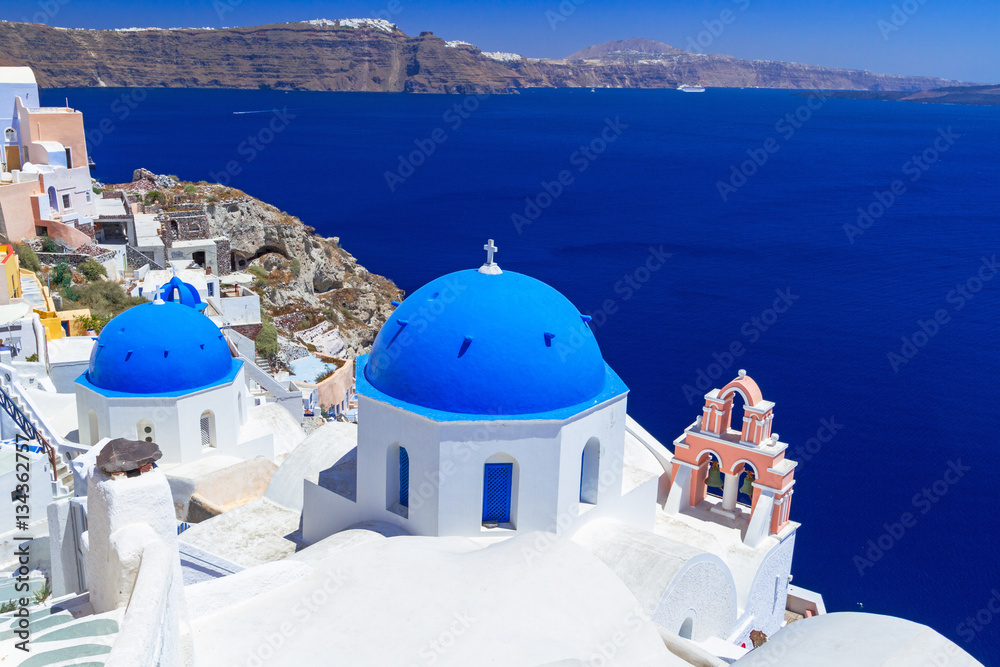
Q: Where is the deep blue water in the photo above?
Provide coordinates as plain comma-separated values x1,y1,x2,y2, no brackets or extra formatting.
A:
45,86,1000,663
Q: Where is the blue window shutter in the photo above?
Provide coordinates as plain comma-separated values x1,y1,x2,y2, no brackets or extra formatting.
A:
400,447,409,508
483,462,512,523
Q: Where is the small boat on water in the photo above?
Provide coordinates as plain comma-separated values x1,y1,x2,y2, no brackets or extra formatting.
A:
677,84,706,93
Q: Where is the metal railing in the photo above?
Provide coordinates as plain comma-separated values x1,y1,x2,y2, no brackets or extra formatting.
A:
0,371,58,480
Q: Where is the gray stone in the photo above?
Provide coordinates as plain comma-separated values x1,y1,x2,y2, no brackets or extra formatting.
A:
96,438,162,475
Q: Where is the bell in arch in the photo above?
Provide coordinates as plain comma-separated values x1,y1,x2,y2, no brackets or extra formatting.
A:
740,471,755,497
706,461,723,489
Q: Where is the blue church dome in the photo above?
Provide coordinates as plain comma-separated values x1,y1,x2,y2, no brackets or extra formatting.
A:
363,268,623,416
84,301,237,395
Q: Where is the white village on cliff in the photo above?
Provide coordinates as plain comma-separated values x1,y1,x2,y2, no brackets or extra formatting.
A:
0,66,982,665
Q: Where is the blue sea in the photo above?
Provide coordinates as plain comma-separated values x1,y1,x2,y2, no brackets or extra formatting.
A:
45,86,1000,663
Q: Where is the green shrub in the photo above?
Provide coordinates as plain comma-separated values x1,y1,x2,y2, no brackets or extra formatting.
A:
75,313,112,334
256,320,279,358
290,259,301,277
0,600,15,613
92,184,102,195
144,190,164,206
25,353,38,362
32,581,51,606
74,281,146,318
248,265,267,279
78,258,107,281
53,262,72,289
41,235,58,253
14,243,40,272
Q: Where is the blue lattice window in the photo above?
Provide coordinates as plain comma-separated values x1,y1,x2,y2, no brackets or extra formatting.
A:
399,447,410,508
482,462,512,524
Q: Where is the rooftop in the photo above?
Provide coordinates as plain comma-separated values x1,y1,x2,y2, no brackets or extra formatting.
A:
134,213,163,248
24,107,77,114
95,197,128,217
0,66,37,84
47,336,96,365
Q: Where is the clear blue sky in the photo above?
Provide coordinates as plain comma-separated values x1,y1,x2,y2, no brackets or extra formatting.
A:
4,0,997,83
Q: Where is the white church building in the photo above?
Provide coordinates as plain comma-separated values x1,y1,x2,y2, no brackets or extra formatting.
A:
300,243,805,648
303,250,645,540
74,295,273,465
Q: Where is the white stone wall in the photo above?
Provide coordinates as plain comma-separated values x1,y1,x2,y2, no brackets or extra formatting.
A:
75,369,259,465
734,531,797,643
304,394,635,542
0,444,52,538
352,395,441,536
0,76,38,145
39,166,97,221
653,557,739,642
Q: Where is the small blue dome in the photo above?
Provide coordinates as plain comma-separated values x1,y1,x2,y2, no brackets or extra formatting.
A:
364,269,613,416
86,302,234,394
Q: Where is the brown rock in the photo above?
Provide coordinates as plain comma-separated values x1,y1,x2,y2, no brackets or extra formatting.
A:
97,438,162,475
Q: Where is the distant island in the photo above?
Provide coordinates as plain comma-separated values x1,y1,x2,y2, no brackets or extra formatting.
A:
0,19,967,94
805,85,1000,106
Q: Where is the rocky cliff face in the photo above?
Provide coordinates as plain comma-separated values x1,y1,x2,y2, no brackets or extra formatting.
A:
115,173,401,357
203,195,401,357
0,21,965,93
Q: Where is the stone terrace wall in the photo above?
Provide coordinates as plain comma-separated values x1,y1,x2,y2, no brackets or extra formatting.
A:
37,250,117,267
125,245,164,270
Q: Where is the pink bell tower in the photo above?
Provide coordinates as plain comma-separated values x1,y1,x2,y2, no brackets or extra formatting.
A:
665,370,796,546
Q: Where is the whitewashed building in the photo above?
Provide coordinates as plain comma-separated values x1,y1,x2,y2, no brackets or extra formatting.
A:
74,298,273,465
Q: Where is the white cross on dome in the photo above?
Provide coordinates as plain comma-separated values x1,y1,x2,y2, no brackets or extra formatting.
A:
479,239,502,275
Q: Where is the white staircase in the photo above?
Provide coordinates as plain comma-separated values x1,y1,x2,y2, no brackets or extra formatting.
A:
0,366,87,497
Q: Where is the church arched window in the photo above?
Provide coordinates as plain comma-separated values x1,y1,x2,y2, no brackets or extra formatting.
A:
580,437,600,504
137,419,155,443
200,411,216,448
399,447,409,508
386,443,408,517
483,454,518,529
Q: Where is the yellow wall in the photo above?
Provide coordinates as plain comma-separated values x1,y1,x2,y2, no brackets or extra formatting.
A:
36,307,92,341
36,310,64,341
62,309,92,337
0,245,21,303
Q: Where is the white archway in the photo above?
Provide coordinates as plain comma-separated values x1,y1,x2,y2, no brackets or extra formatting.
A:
580,437,601,504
